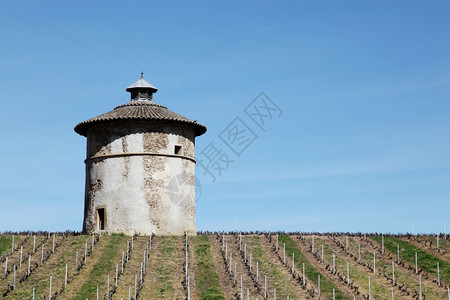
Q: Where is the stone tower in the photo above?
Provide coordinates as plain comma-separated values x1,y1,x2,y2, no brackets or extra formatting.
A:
74,74,206,235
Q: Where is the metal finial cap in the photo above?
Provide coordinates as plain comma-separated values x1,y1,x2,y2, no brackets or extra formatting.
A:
126,73,158,93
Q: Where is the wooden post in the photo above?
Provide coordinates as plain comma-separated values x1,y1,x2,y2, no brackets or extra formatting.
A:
122,251,124,274
96,286,99,300
128,286,131,300
368,276,371,300
92,234,94,251
239,233,242,250
391,287,394,300
250,252,252,273
229,252,232,273
264,275,267,299
225,243,228,260
397,244,400,263
185,242,188,282
274,288,276,300
382,235,384,254
437,234,439,251
187,275,191,300
276,234,279,252
134,274,137,299
49,275,52,300
33,235,36,253
303,262,305,287
126,241,129,261
20,246,23,266
52,234,55,253
256,261,259,282
283,243,286,264
11,235,14,254
13,265,16,290
41,244,44,265
358,244,361,263
347,262,349,285
321,245,324,264
392,261,395,286
115,263,118,287
143,250,146,269
85,242,87,263
32,287,35,300
107,275,110,300
65,263,68,287
312,235,315,253
234,263,236,285
415,252,418,274
240,275,243,299
333,288,335,300
318,274,321,300
373,252,376,274
419,274,422,300
292,253,295,274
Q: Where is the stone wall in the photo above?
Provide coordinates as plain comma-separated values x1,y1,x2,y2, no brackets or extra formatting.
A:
83,120,197,235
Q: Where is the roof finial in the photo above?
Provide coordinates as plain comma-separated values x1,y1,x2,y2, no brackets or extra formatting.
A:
141,71,144,79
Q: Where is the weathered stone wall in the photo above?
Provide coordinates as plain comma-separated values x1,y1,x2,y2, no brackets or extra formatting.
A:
83,120,197,235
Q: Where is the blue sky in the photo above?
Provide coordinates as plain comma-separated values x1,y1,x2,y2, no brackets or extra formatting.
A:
0,1,449,233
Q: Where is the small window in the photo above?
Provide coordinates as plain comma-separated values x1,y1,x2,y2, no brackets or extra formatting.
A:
174,145,183,155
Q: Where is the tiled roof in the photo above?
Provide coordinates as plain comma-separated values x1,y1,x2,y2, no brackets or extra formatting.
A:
74,100,207,137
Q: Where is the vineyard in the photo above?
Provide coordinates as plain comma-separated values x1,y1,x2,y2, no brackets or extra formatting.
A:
0,232,448,300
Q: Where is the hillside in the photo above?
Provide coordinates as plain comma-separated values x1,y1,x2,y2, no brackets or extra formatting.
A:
0,232,448,299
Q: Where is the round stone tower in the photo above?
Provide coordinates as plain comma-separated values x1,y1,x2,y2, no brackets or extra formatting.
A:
74,74,206,235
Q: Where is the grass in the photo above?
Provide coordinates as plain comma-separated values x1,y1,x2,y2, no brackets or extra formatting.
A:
246,235,301,299
316,237,389,299
371,236,450,284
73,234,125,300
192,236,225,300
154,236,177,297
279,235,350,300
0,235,11,255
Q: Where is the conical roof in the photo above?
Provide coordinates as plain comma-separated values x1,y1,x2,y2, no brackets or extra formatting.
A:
74,75,206,137
126,72,158,93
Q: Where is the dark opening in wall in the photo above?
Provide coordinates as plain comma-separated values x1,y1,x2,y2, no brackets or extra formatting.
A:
97,208,105,230
174,145,183,155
